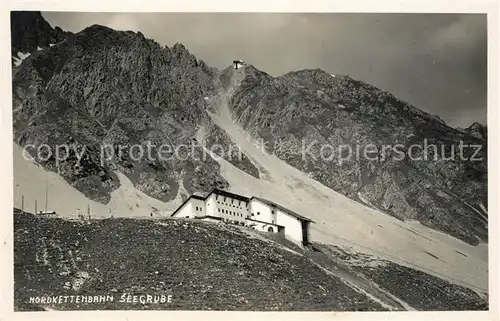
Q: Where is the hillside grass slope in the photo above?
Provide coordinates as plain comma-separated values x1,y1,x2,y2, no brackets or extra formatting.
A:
14,210,487,311
14,211,384,311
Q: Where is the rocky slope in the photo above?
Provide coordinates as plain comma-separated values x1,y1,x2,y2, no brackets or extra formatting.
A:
224,66,487,245
11,13,486,245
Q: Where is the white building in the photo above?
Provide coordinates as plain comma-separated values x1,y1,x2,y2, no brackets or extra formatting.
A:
36,211,57,218
171,189,313,246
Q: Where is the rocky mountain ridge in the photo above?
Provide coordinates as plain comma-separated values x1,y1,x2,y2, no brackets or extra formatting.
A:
221,65,487,245
11,12,487,246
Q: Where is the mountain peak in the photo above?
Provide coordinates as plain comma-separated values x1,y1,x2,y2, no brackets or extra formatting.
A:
172,42,189,54
466,121,487,139
84,24,115,33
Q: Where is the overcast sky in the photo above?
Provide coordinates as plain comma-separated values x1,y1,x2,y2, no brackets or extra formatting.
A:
42,12,487,128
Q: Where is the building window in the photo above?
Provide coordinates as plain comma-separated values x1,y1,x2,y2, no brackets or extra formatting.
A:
257,212,260,215
268,226,274,232
218,209,220,212
196,206,199,211
271,210,274,214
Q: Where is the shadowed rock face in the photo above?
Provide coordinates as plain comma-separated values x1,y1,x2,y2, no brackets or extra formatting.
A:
12,13,487,245
227,67,487,245
11,11,70,56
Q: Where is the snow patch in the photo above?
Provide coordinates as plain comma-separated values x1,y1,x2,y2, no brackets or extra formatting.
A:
12,51,31,67
12,57,22,67
13,143,178,219
17,51,31,60
479,203,488,215
331,74,336,77
37,46,43,51
49,43,55,47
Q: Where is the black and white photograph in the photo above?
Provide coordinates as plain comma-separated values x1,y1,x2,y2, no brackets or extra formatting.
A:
2,2,498,317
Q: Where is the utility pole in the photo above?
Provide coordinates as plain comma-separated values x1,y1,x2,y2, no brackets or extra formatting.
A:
44,176,49,213
21,195,24,212
35,199,37,214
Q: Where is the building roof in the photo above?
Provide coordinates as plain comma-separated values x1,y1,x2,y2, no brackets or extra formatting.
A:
250,196,315,223
207,188,250,203
170,189,314,223
170,194,205,217
171,189,250,217
246,217,285,229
